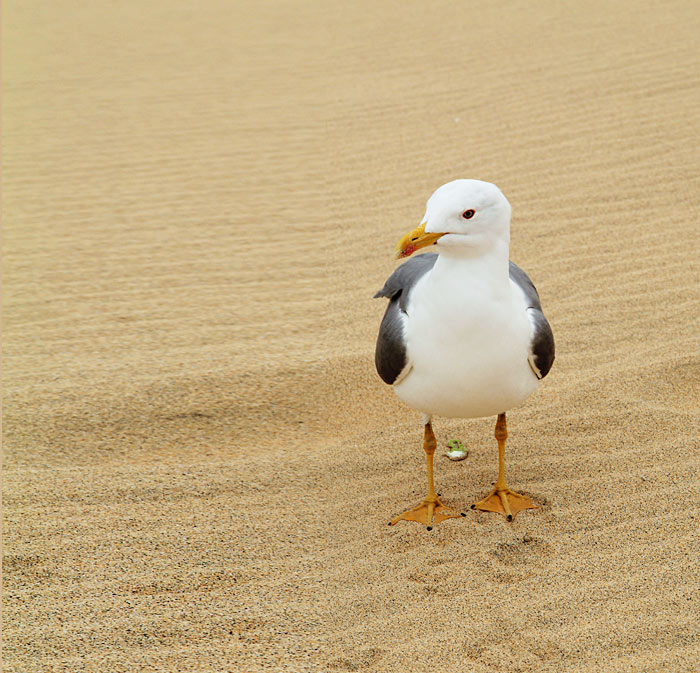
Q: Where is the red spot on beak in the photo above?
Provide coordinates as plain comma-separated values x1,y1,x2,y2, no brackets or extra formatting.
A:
398,245,416,258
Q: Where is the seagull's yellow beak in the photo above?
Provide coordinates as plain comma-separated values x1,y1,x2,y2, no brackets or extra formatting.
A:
395,223,446,259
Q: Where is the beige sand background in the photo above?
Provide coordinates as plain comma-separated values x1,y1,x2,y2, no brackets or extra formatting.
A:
3,1,700,671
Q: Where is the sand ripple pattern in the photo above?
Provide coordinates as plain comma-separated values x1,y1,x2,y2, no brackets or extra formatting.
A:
3,1,700,671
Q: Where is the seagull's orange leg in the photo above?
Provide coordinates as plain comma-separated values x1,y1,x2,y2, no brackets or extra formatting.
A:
472,413,537,521
390,421,464,530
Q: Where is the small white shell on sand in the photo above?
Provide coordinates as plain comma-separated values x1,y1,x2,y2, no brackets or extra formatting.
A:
445,450,469,461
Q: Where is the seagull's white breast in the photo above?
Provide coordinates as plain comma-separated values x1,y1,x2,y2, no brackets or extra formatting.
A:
393,256,538,419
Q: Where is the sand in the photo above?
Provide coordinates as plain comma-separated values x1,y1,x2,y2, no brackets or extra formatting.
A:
3,0,700,671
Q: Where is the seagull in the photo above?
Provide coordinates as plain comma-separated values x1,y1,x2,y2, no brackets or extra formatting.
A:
374,179,554,528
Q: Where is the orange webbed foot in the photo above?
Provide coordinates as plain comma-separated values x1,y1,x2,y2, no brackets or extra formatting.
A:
390,495,465,530
471,487,537,521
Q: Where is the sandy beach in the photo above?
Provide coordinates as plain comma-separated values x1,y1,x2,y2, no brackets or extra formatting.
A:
3,0,700,670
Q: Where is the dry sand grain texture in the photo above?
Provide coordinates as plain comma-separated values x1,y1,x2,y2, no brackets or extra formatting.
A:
3,0,700,671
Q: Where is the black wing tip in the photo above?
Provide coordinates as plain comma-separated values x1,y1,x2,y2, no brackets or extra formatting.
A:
531,314,555,379
374,344,402,385
376,368,398,386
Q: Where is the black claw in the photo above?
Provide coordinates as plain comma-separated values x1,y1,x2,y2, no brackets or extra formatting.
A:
460,512,467,516
387,522,391,525
426,526,433,531
470,504,476,509
507,514,513,522
437,492,441,496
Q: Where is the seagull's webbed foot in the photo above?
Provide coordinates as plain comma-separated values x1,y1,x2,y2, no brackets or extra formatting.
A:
389,421,464,530
471,487,536,521
390,494,463,531
471,413,538,521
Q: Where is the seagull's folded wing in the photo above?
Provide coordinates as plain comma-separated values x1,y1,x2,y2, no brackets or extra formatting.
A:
374,253,438,385
509,262,555,380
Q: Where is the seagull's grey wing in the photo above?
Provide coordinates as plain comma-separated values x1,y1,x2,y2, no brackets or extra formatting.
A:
374,253,437,385
509,261,555,380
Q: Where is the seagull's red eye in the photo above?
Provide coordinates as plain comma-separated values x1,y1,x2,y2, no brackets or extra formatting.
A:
462,209,475,219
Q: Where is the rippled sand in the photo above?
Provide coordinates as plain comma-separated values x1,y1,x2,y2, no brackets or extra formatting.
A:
3,1,700,671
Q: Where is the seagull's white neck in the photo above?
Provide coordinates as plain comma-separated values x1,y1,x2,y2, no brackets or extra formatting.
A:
431,239,511,297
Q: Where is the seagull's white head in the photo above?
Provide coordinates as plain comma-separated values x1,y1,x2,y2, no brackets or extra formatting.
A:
396,179,512,259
